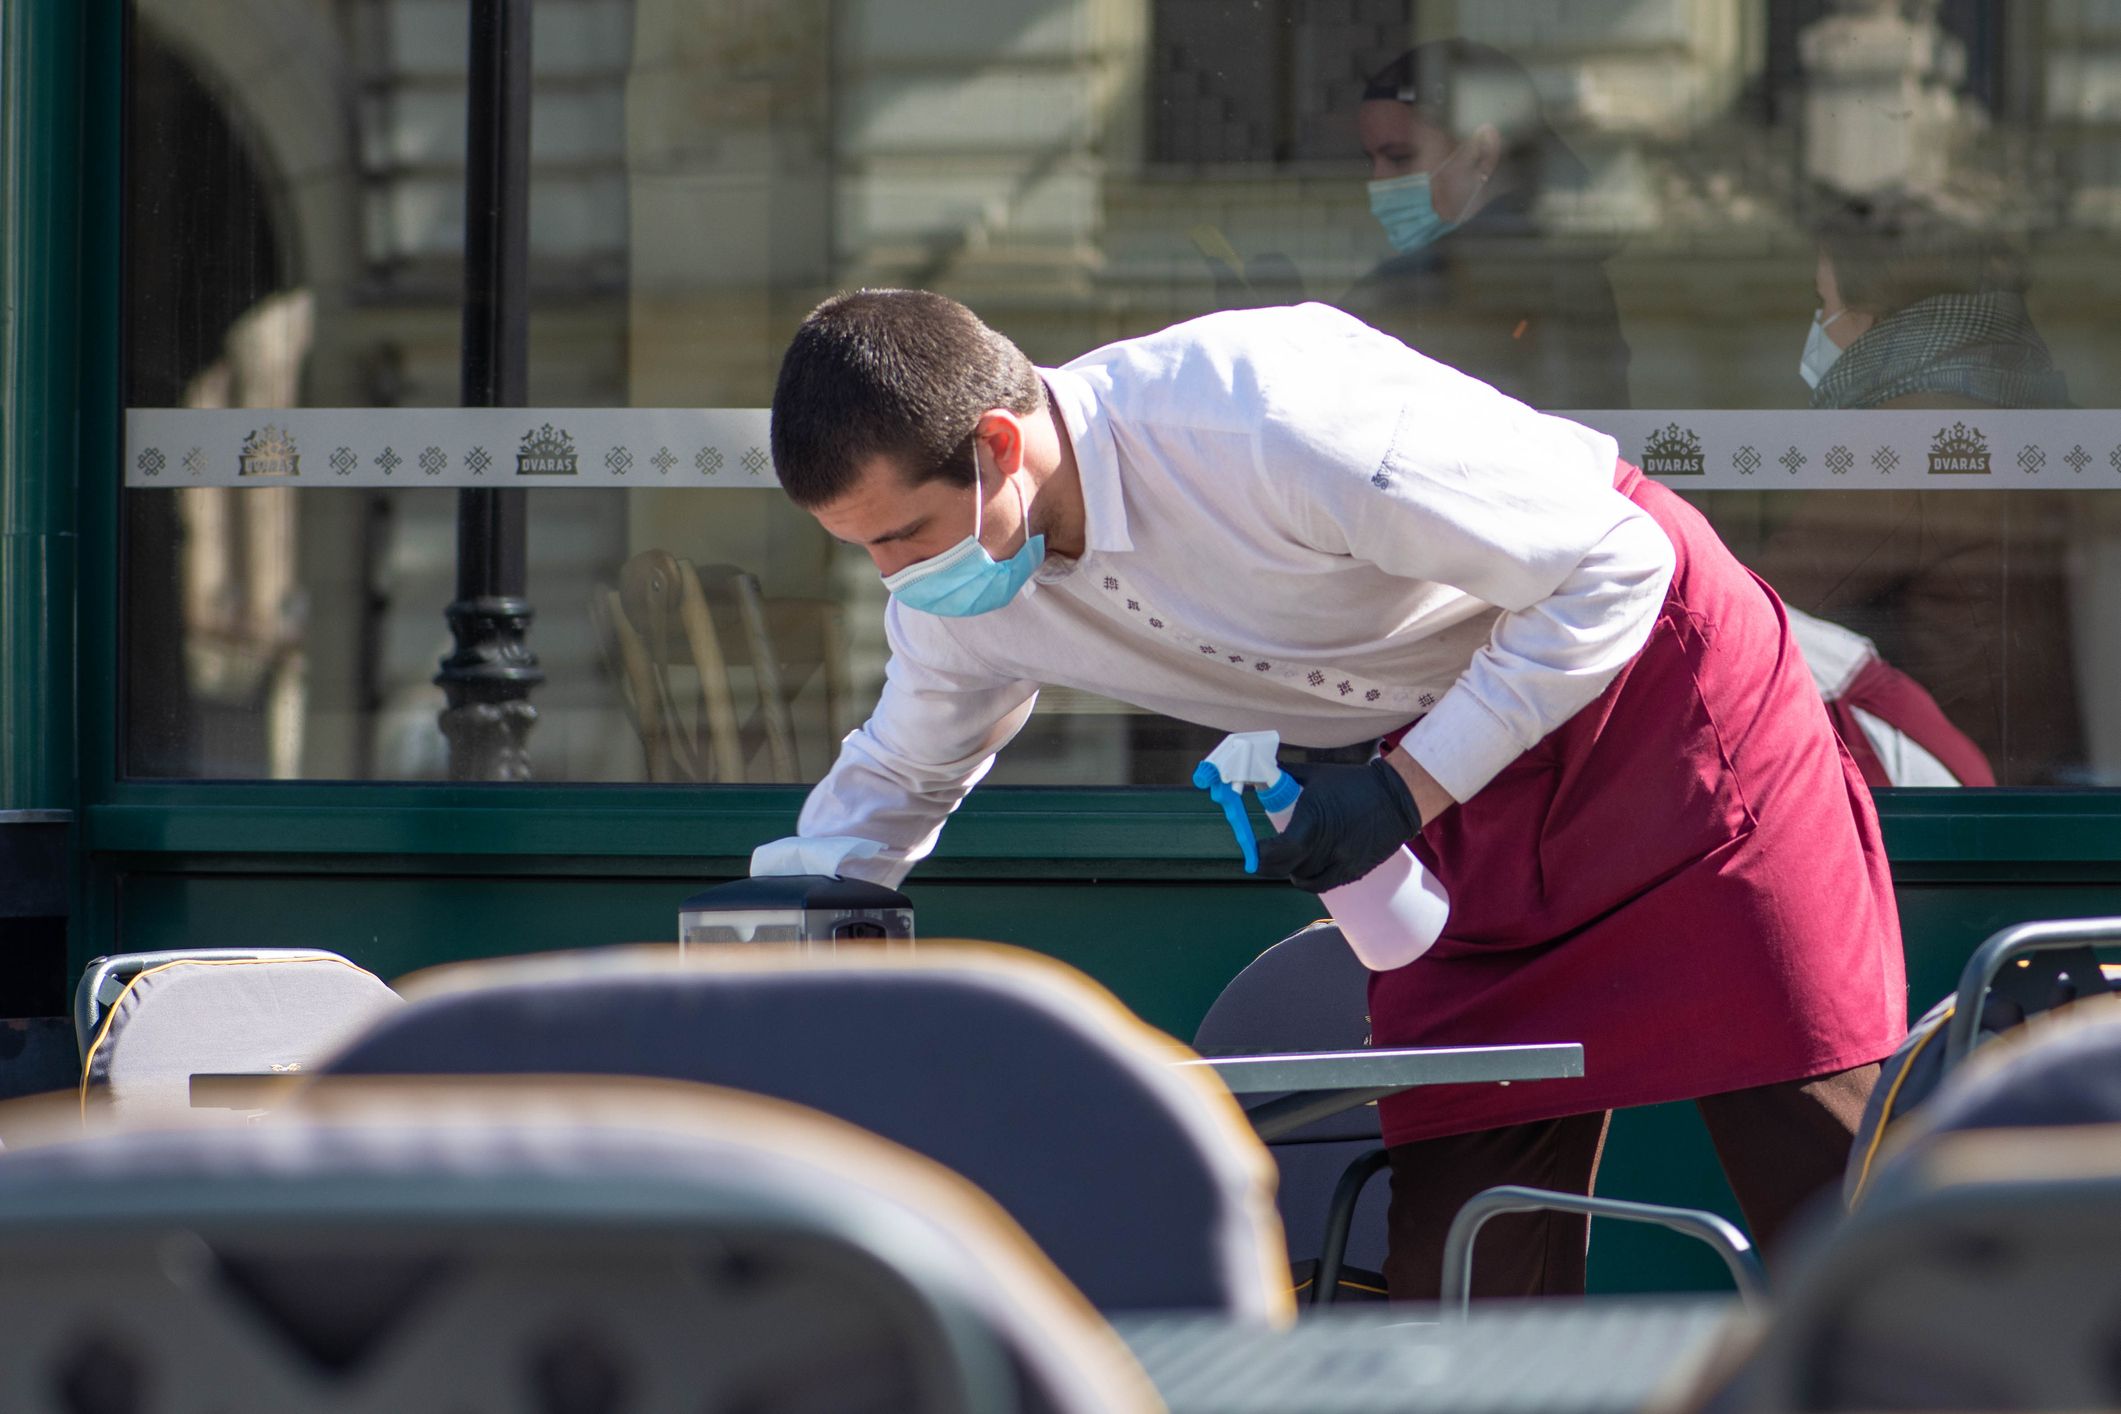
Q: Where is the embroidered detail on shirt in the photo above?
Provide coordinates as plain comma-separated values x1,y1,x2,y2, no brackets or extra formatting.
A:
1371,470,1392,491
1085,571,1446,716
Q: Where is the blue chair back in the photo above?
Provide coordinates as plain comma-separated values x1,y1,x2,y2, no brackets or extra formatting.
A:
322,945,1288,1320
0,1077,1172,1413
1886,994,2121,1154
1755,1121,2121,1410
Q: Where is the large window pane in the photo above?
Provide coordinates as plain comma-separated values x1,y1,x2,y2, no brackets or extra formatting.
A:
122,1,2121,787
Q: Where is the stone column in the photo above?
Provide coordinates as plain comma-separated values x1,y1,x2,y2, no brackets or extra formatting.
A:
1798,0,1966,197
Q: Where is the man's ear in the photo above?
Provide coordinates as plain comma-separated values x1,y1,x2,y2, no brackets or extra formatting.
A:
1469,123,1504,179
973,409,1026,478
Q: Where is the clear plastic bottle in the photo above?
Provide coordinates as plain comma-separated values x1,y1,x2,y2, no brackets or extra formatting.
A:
1195,731,1450,971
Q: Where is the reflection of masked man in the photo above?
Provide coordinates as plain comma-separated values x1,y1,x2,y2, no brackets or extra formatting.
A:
1755,195,2081,783
1342,41,1630,411
1364,100,1494,256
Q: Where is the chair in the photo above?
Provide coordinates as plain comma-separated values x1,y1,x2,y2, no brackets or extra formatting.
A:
1845,916,2121,1205
594,549,744,783
1408,1004,2121,1408
1862,989,2121,1184
594,550,848,783
696,561,851,781
1195,924,1759,1309
318,942,1291,1321
1447,916,2121,1307
1732,1123,2121,1410
1191,921,1392,1305
0,1076,1158,1413
76,949,401,1121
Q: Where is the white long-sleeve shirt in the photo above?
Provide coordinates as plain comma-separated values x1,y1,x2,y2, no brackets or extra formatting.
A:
758,303,1675,887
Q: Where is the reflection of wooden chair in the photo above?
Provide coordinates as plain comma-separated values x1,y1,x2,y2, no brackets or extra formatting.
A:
593,551,847,783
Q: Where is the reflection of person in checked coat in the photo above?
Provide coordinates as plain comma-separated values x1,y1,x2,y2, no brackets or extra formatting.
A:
1748,193,2080,784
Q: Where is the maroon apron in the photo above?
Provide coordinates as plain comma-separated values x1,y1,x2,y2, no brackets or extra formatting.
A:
1829,656,1996,788
1369,459,1908,1148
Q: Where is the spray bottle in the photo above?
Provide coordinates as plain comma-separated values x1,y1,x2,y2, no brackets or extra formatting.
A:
1193,730,1450,971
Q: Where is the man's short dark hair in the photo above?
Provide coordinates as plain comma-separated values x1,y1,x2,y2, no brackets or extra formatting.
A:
770,288,1045,508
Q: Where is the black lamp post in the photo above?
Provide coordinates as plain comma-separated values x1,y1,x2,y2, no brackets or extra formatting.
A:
437,0,543,780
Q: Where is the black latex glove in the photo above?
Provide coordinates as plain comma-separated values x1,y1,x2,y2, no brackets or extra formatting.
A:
1254,758,1424,894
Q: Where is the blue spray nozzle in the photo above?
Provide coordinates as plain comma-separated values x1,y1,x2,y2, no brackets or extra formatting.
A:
1257,768,1301,816
1190,761,1260,874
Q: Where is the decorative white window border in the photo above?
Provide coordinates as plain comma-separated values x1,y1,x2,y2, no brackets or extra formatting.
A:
1580,410,2119,491
123,407,2121,491
124,408,775,489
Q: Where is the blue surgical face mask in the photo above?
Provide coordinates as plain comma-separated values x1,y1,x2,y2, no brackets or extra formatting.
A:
1799,307,1851,390
881,463,1045,617
1368,173,1457,253
1367,140,1488,254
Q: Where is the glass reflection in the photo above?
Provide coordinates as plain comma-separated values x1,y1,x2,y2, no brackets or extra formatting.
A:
119,1,2121,787
1343,41,1631,411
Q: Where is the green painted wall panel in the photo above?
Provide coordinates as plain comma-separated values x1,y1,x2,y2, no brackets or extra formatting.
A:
109,869,1324,1040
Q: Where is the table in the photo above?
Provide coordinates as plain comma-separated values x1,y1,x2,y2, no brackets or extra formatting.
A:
190,1072,305,1109
1177,1044,1584,1140
1115,1298,1745,1414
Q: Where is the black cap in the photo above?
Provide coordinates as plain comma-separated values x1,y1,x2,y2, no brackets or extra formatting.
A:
1360,40,1541,131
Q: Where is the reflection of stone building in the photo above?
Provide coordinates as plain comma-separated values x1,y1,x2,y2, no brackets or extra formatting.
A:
132,0,2121,784
133,0,638,780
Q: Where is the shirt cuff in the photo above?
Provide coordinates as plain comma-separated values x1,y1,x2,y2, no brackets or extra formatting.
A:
1399,687,1526,805
750,835,892,881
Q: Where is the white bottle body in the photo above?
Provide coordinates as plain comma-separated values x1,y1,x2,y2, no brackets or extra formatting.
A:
1265,801,1450,971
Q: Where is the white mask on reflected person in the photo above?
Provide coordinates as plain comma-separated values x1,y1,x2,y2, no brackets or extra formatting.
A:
1799,308,1852,389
